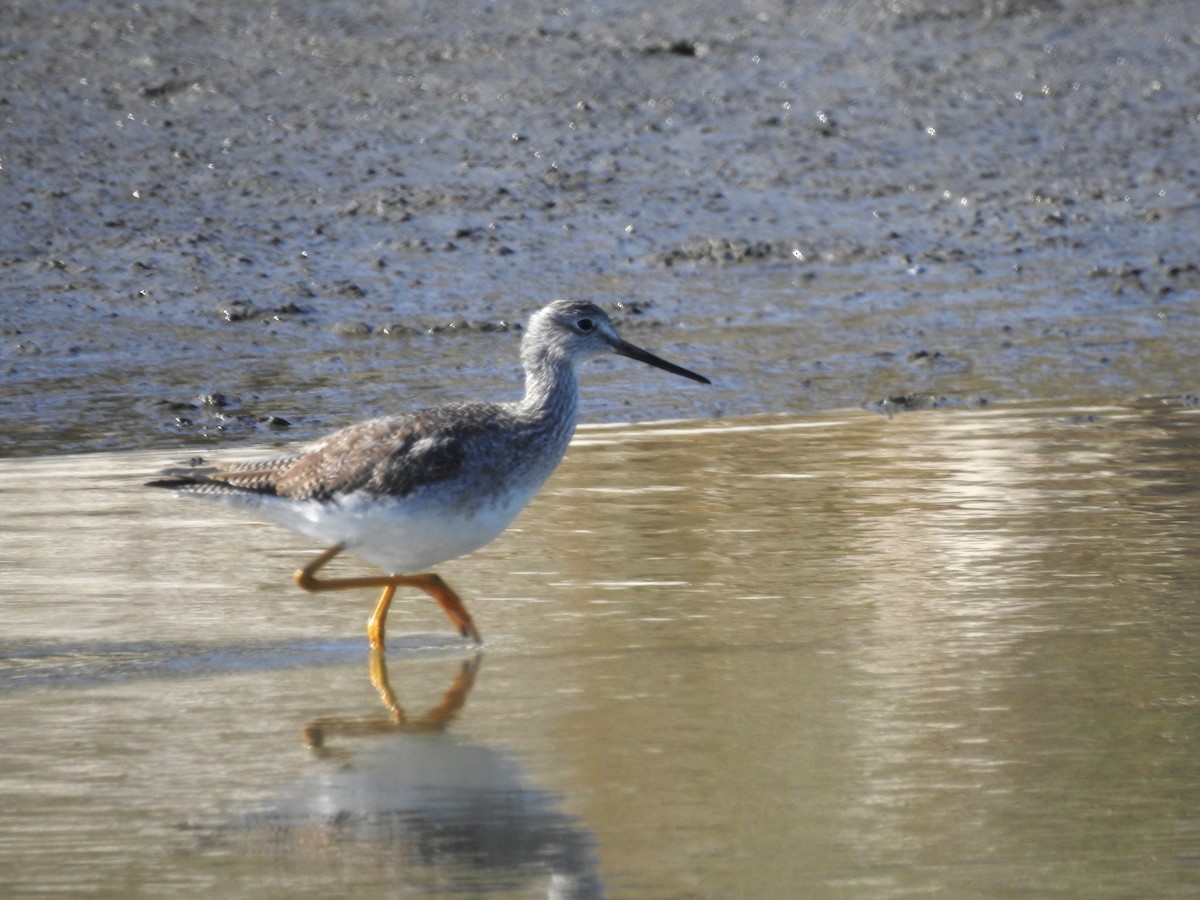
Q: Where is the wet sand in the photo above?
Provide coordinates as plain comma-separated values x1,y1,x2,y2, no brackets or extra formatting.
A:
3,0,1199,457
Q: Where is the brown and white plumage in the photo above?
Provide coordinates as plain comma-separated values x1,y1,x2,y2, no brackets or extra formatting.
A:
148,299,710,647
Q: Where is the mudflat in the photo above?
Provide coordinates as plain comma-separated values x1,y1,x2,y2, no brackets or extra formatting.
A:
3,0,1197,455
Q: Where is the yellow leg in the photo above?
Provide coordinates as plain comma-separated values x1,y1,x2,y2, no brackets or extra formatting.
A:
367,585,396,651
293,545,482,647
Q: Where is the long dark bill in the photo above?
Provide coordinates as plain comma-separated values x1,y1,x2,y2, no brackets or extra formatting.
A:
612,338,711,385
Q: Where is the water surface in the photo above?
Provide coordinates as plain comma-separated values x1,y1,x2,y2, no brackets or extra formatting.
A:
2,402,1199,897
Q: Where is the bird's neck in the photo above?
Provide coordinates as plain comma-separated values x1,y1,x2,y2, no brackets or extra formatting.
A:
516,349,581,446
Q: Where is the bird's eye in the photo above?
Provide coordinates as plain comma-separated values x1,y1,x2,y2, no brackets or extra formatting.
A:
576,318,595,332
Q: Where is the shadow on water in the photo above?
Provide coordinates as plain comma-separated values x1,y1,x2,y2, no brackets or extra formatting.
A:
0,635,462,690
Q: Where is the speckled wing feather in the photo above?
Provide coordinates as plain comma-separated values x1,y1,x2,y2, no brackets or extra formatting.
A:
147,407,483,502
270,409,471,501
145,453,301,496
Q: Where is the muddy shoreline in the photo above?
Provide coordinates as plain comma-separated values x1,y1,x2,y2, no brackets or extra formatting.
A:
2,0,1198,457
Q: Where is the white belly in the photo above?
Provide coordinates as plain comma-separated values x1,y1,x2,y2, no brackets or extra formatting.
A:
242,485,539,574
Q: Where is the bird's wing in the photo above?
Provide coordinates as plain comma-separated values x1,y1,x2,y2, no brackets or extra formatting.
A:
271,412,467,501
147,407,489,502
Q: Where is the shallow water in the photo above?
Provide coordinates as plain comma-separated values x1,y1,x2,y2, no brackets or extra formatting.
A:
2,401,1199,897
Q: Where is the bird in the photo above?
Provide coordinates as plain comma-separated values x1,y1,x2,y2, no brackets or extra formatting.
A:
147,299,710,650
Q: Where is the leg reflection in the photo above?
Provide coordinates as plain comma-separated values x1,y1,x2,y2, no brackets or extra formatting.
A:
303,653,481,758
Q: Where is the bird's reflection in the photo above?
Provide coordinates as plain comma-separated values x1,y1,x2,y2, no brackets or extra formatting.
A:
302,651,479,759
236,652,604,899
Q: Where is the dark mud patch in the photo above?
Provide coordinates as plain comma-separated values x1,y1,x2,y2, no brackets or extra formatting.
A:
867,393,991,417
